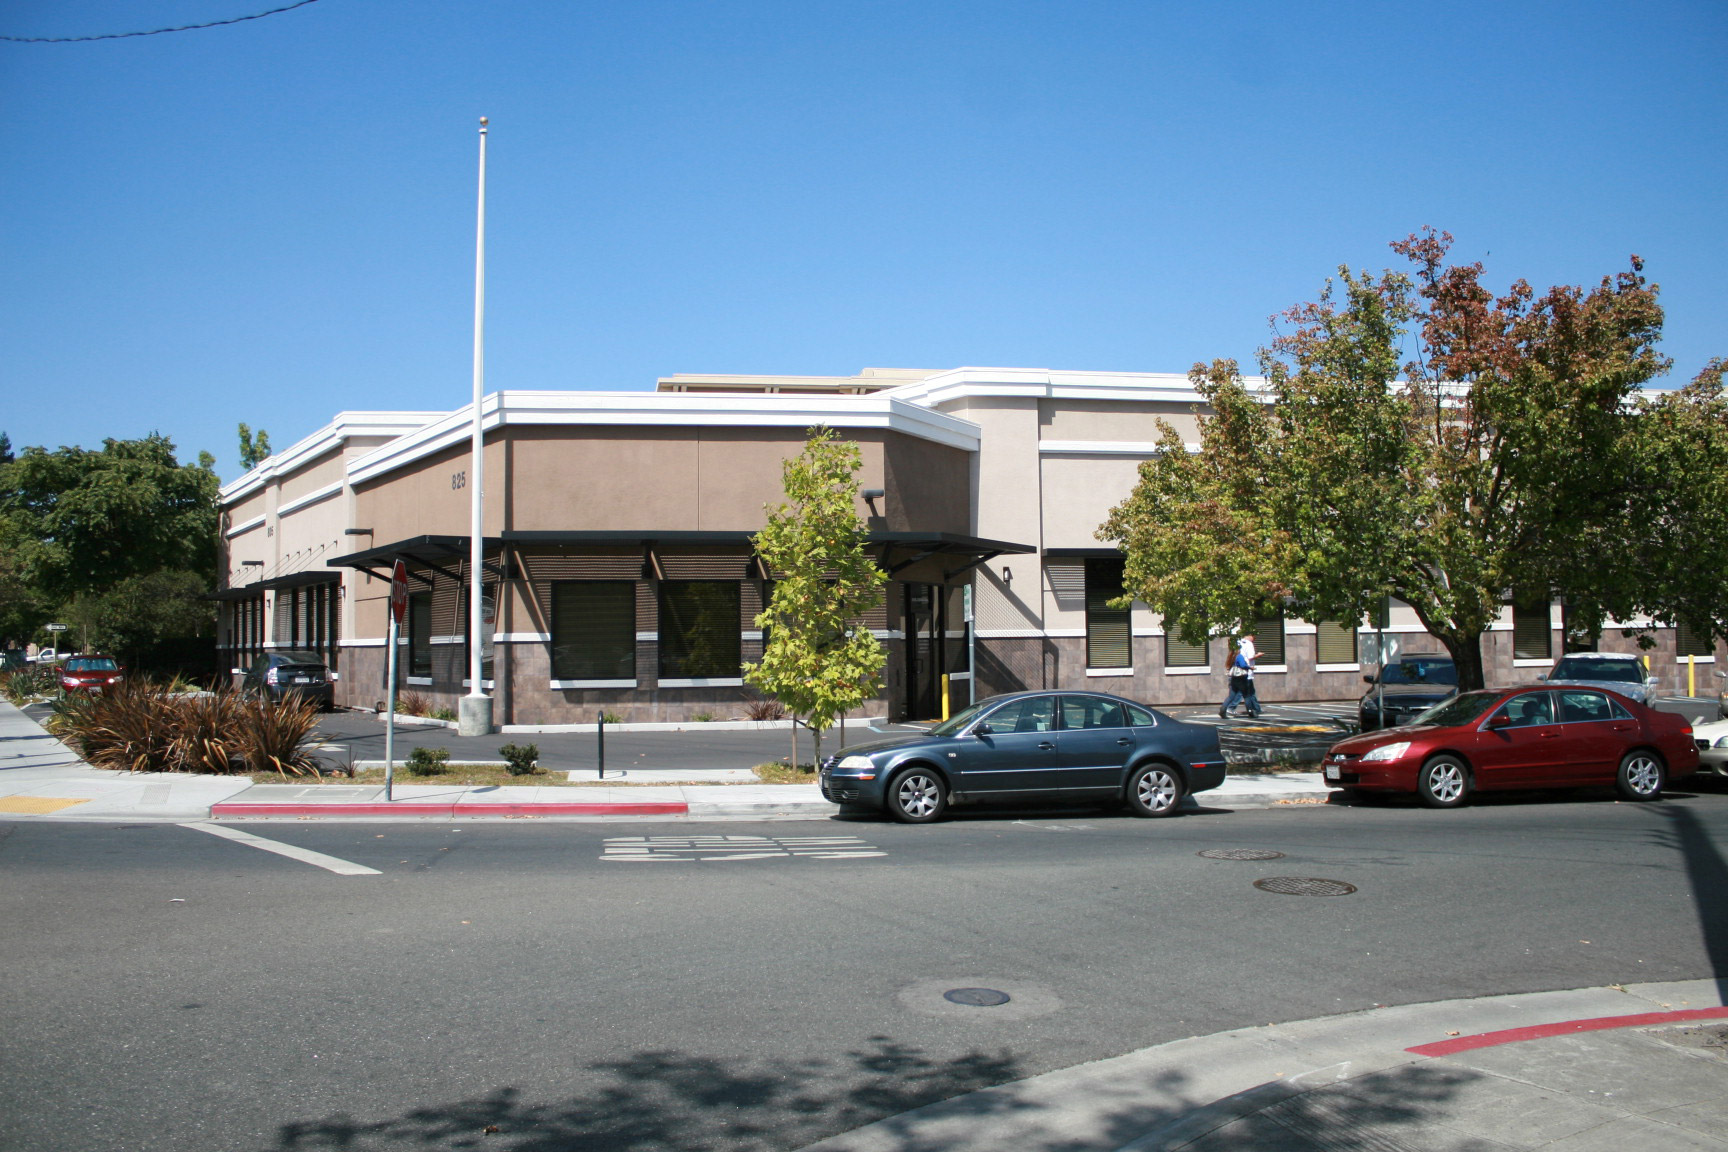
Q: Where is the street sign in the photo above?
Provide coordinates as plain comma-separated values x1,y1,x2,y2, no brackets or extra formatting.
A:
44,623,68,633
389,560,409,625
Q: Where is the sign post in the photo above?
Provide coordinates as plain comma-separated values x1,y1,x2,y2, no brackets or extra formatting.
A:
385,561,408,802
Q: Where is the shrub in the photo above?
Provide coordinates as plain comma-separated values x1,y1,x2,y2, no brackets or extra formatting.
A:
406,745,451,776
497,742,540,775
1,666,58,705
45,681,318,777
431,706,457,721
691,711,717,723
600,711,624,724
743,697,787,721
396,690,432,717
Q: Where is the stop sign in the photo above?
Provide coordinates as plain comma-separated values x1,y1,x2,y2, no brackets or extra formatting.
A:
390,560,409,625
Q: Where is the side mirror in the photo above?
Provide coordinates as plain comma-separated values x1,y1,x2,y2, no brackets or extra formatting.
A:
1362,675,1376,686
1646,677,1660,687
972,723,993,737
1715,670,1727,680
1535,674,1547,681
1487,713,1513,729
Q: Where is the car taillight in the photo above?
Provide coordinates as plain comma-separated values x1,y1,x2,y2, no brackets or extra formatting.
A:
265,668,281,685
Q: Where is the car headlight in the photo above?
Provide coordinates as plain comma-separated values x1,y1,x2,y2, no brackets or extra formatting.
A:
1360,742,1411,763
838,755,875,770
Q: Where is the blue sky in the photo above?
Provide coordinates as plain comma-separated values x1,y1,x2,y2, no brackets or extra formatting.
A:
4,0,1724,480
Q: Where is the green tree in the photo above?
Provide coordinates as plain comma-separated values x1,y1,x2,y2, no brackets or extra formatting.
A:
237,423,272,470
63,569,215,668
1100,230,1684,691
746,427,888,766
0,434,220,604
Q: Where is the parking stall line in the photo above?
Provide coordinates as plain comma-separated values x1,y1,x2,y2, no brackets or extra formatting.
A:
179,822,383,875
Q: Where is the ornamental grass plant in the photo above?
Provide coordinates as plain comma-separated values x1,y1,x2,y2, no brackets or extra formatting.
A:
47,680,321,777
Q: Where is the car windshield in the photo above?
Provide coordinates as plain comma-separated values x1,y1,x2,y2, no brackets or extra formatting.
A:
66,658,118,671
924,700,993,737
1550,658,1642,683
277,650,326,666
1412,690,1501,728
1380,658,1456,686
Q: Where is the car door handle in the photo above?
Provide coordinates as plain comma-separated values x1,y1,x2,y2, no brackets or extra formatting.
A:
1038,741,1055,750
1540,730,1560,738
1117,738,1133,746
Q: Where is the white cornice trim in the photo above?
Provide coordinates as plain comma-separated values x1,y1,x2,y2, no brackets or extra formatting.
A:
880,367,1274,407
220,411,447,505
276,480,344,518
224,514,267,539
346,391,982,485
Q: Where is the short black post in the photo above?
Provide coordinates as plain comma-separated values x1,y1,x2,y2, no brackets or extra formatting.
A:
597,711,605,779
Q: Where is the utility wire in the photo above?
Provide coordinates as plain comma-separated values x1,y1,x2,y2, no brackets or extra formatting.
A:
1,0,322,43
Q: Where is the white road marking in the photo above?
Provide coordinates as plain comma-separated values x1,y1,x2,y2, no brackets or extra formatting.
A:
180,822,382,875
601,834,885,862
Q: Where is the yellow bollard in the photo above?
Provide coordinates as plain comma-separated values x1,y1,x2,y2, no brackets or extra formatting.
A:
941,674,950,721
1688,653,1695,698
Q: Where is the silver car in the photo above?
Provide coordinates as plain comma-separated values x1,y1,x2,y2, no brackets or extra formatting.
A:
1538,652,1661,706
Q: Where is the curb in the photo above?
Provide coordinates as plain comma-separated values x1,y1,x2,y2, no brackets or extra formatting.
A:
210,800,689,818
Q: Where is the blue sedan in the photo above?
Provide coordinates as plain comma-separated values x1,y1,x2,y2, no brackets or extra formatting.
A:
820,690,1227,823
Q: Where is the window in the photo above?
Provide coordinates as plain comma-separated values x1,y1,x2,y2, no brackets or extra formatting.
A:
1124,702,1158,727
659,581,741,679
1084,558,1131,669
1513,595,1552,660
407,591,432,677
551,582,636,681
1252,610,1285,666
1491,692,1555,728
1558,690,1613,723
1316,620,1357,665
1164,629,1208,668
1677,620,1714,658
982,695,1057,733
1060,694,1126,730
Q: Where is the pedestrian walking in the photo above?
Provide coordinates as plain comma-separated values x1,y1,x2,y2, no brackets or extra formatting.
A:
1220,631,1261,718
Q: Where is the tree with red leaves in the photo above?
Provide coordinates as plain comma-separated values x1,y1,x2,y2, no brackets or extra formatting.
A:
1101,230,1723,691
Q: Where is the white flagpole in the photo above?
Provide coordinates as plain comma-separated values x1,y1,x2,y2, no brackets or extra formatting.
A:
459,116,493,737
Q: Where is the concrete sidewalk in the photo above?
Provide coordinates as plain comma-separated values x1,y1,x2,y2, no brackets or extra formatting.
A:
800,979,1728,1152
0,700,1334,821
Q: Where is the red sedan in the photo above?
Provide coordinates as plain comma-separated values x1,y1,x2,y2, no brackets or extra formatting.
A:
1321,685,1697,807
58,656,124,694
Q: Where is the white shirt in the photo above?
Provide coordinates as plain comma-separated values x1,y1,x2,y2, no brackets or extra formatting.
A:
1239,637,1257,666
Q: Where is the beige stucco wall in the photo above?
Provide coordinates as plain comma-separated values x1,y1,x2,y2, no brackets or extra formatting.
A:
1038,455,1148,550
277,451,344,505
354,438,507,540
1038,399,1203,443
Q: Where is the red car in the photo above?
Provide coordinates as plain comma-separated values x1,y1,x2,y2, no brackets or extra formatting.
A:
1321,684,1697,807
58,656,124,694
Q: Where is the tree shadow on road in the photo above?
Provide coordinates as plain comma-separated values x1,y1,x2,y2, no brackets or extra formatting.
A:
268,1033,1499,1152
271,1037,1022,1151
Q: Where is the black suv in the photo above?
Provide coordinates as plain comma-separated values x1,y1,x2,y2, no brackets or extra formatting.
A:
243,650,335,710
1358,655,1458,731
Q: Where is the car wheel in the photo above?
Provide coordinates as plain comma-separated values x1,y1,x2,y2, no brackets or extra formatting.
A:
1125,763,1186,818
1417,755,1469,809
886,767,948,824
1616,751,1664,802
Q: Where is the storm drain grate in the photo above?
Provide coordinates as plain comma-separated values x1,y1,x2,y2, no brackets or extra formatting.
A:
1198,849,1286,861
943,987,1012,1007
1253,877,1358,897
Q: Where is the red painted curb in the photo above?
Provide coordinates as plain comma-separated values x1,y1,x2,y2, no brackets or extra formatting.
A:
209,802,689,818
1407,1006,1728,1057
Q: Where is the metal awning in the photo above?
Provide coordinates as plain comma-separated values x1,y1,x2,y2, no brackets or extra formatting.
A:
207,584,263,602
259,570,341,590
1042,547,1124,559
332,530,1035,585
327,534,512,584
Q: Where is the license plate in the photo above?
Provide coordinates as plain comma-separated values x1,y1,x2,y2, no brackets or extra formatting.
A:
292,676,311,684
1324,765,1340,781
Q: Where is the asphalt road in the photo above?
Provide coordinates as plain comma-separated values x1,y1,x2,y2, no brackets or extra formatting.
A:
4,782,1726,1152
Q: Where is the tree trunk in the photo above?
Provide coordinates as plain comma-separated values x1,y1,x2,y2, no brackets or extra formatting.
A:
811,724,822,770
1434,630,1488,692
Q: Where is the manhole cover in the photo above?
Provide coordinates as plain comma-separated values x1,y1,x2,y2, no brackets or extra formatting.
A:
943,987,1012,1007
1198,848,1286,860
1253,877,1357,897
